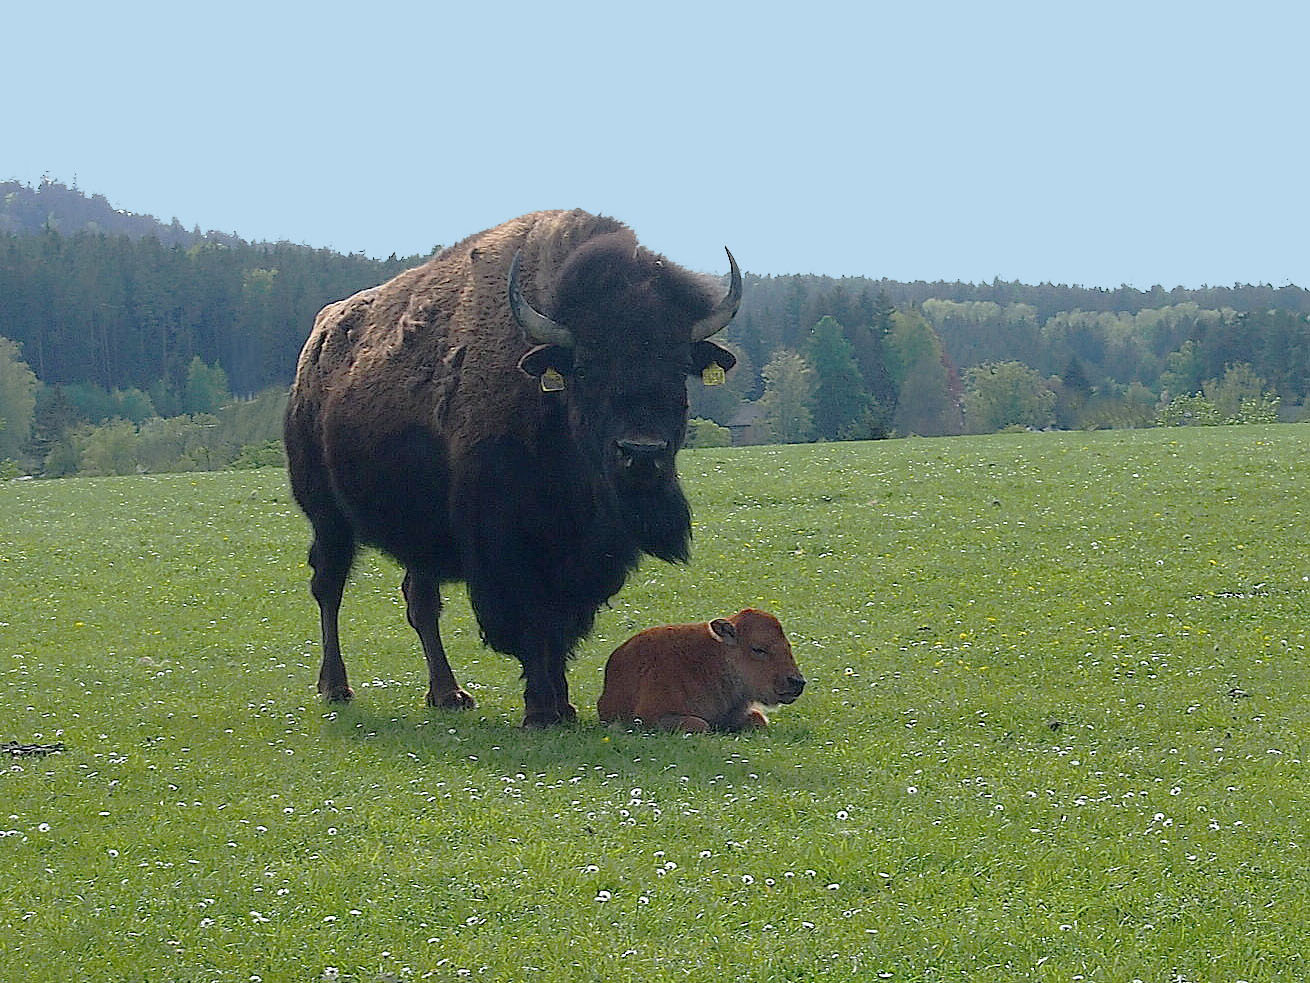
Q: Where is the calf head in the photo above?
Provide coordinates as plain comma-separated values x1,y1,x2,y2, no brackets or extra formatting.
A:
709,608,806,705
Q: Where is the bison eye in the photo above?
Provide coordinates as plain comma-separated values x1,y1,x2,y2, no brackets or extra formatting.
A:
750,647,769,660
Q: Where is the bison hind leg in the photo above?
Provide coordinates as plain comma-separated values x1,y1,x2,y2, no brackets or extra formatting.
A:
402,569,475,710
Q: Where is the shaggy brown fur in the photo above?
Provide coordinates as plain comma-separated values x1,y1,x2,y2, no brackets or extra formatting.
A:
284,210,740,727
597,609,806,732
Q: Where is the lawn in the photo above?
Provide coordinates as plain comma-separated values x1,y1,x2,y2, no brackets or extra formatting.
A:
2,425,1307,982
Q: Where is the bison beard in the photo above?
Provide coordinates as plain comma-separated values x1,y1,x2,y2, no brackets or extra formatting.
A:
285,210,739,727
619,485,692,564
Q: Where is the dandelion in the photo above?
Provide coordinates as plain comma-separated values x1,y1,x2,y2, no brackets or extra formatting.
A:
699,850,712,858
595,890,612,903
741,875,754,885
907,786,919,795
836,810,849,820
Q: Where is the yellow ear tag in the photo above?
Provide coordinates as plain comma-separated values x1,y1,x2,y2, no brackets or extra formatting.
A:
540,368,566,392
701,363,726,387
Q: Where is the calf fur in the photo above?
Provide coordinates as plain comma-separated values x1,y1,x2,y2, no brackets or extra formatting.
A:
597,609,805,732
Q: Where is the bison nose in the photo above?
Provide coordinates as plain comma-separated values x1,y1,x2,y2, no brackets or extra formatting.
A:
616,439,670,467
784,674,807,699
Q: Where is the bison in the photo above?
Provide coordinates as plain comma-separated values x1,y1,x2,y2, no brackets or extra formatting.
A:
597,609,806,732
284,210,741,727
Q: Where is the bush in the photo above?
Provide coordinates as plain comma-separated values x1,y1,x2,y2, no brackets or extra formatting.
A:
231,440,287,469
79,419,140,475
686,418,732,448
1156,393,1221,427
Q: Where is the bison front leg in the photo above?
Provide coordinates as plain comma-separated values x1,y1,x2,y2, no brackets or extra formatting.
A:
402,570,475,710
520,648,577,729
309,523,355,702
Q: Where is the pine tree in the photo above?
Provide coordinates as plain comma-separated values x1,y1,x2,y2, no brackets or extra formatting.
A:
807,316,872,440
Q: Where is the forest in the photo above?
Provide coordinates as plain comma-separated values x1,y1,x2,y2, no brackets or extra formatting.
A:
1,179,1307,476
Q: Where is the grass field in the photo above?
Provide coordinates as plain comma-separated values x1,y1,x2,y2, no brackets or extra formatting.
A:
2,425,1307,982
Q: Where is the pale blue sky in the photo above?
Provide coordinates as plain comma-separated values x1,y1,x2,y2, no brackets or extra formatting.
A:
5,0,1307,288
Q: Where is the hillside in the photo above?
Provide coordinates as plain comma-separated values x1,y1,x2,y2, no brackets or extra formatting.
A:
0,178,250,249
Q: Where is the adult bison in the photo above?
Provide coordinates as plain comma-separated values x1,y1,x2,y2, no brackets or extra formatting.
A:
284,210,741,727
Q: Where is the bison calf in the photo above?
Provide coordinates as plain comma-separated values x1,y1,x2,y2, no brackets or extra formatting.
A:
597,609,805,732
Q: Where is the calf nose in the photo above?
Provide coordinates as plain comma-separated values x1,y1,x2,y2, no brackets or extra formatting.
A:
787,674,807,693
616,439,670,466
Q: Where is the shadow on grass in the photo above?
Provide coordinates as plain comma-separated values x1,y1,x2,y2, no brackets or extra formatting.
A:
314,696,822,788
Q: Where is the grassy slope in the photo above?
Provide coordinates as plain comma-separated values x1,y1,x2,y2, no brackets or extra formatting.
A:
1,426,1307,982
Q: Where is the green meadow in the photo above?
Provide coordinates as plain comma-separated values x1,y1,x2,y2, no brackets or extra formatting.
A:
2,426,1307,982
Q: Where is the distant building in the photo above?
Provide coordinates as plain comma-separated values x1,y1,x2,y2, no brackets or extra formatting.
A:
726,402,767,446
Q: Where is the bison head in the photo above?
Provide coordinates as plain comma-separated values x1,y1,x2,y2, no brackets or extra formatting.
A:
510,233,740,560
710,608,807,706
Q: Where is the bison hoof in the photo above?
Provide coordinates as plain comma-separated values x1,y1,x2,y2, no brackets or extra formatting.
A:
521,704,577,729
320,684,355,703
427,688,476,710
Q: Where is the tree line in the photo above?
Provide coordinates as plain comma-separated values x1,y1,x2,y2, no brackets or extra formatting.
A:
1,180,1308,476
692,275,1307,444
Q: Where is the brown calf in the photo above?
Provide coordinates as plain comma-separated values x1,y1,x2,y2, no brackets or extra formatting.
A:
597,609,806,732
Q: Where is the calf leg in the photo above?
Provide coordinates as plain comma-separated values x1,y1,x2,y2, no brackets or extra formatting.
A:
402,569,474,710
658,714,711,733
738,707,765,733
732,705,770,731
309,521,355,702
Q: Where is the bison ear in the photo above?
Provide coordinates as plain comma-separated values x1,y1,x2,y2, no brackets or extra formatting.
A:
690,341,736,376
708,618,737,644
518,345,574,381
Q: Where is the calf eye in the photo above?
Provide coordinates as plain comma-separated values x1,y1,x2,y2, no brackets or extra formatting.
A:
750,647,769,660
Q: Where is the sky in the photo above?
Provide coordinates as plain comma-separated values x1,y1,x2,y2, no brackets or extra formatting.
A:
5,0,1308,288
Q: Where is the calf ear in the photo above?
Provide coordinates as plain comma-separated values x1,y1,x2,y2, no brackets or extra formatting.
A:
518,344,574,380
690,341,736,375
708,618,737,643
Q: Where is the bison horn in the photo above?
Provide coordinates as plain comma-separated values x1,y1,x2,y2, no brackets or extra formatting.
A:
689,247,743,342
508,250,574,348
